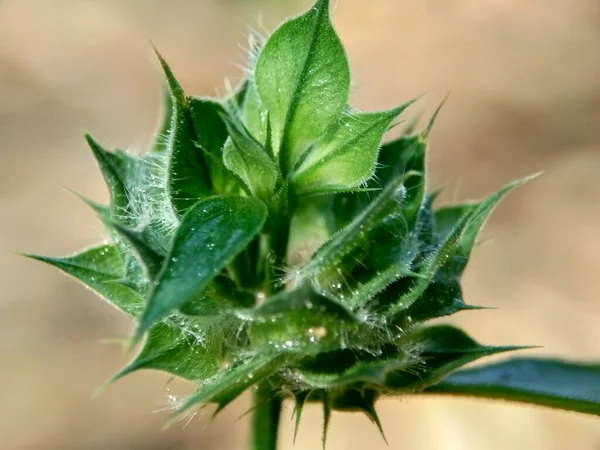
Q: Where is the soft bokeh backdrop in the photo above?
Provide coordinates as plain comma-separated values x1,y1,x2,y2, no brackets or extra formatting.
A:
2,0,600,448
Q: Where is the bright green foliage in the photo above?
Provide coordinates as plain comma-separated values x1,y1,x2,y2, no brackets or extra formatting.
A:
29,0,600,448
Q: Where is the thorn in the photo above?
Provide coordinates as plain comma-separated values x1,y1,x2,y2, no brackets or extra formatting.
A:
294,391,310,444
322,393,331,450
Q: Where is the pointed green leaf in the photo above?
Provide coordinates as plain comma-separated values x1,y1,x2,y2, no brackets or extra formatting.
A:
386,176,534,317
155,50,211,215
26,245,143,317
111,322,221,383
296,172,415,283
110,223,164,280
385,325,527,392
424,357,600,416
397,280,483,325
435,174,539,279
221,116,278,201
85,134,134,224
292,106,406,195
135,196,268,340
176,353,288,415
255,0,350,173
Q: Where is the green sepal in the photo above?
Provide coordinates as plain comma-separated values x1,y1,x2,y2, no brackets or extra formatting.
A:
424,357,600,416
25,245,143,317
155,49,211,215
134,196,268,341
255,0,350,173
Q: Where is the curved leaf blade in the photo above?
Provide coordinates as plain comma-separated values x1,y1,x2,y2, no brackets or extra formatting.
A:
424,357,600,416
135,196,267,340
110,322,221,383
292,107,405,195
25,245,143,317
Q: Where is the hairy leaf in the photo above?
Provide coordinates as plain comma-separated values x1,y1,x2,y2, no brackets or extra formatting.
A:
26,245,143,317
135,196,268,341
111,322,221,383
386,325,527,392
156,51,211,215
255,0,350,173
292,106,405,196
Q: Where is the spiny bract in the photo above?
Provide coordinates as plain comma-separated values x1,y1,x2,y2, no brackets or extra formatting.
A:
30,0,600,446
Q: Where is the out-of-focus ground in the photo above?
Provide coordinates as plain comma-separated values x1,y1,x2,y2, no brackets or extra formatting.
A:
1,0,600,448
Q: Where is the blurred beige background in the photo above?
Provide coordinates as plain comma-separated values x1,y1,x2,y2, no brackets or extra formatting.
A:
2,0,600,448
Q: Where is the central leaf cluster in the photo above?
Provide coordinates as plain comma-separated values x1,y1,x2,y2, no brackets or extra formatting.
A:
32,0,533,441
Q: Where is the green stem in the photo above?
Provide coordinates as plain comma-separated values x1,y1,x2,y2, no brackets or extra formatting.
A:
251,209,290,450
252,382,282,450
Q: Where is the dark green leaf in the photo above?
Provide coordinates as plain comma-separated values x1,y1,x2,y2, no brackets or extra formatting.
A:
155,50,211,215
424,357,600,416
26,245,143,317
255,0,350,173
135,196,268,340
296,171,415,283
397,280,484,325
84,134,135,224
386,175,535,317
385,325,528,392
188,97,239,195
